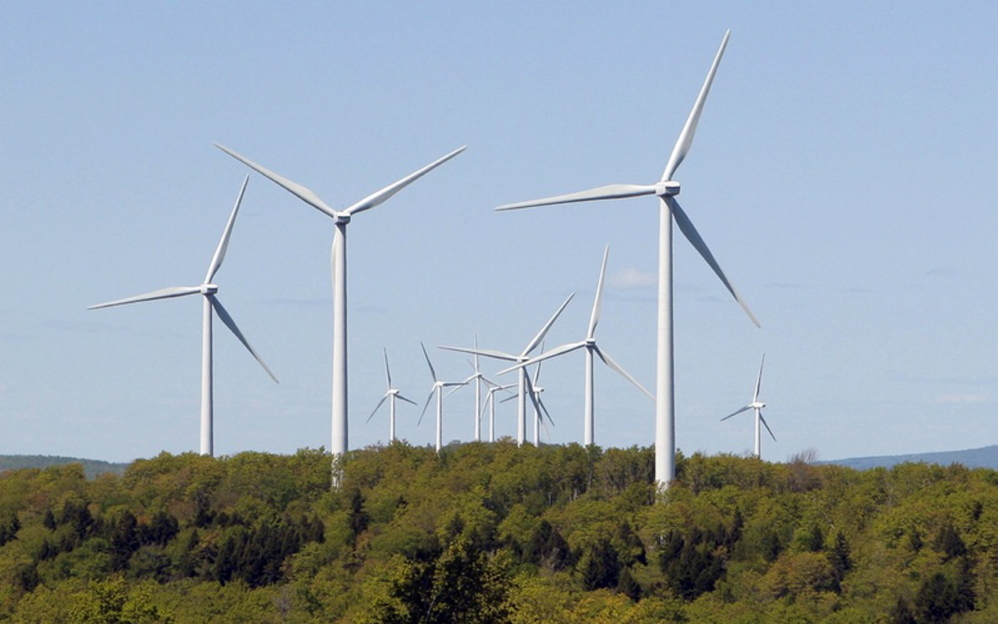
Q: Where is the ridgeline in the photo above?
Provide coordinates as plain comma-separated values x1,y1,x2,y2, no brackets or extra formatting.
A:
0,442,996,622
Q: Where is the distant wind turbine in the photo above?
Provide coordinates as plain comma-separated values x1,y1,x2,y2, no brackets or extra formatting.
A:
499,246,654,446
440,294,574,445
457,335,502,442
482,382,516,442
721,354,774,458
365,348,417,443
418,342,468,452
495,31,758,487
215,143,466,474
89,177,278,456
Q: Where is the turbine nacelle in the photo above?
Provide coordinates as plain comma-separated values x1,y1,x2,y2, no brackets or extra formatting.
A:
751,401,766,410
655,181,681,197
200,284,219,295
333,212,351,225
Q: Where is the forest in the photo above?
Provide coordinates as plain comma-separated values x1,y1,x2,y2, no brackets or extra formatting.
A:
1,441,997,623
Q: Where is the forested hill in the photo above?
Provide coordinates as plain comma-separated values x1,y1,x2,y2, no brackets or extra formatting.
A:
827,444,998,471
1,443,998,622
0,455,128,479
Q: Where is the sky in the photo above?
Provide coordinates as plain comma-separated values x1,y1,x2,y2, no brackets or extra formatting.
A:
1,2,995,464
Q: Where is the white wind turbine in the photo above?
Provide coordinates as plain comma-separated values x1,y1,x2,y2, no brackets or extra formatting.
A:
418,342,468,452
455,335,501,442
89,177,278,456
496,31,758,487
215,143,466,470
721,354,774,458
499,246,654,446
440,294,574,446
366,348,417,443
482,382,516,442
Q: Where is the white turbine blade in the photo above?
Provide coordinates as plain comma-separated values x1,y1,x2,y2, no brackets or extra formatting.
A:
211,297,279,383
753,353,766,402
667,196,760,328
417,389,436,426
205,176,249,284
593,345,655,401
88,286,202,310
721,405,752,421
383,348,393,389
661,30,731,182
532,356,543,385
523,375,545,422
587,245,609,339
213,143,339,219
522,293,575,356
439,345,518,362
497,341,586,375
343,146,467,216
366,394,389,423
760,411,777,442
420,342,439,382
537,395,555,427
444,382,467,397
496,183,657,211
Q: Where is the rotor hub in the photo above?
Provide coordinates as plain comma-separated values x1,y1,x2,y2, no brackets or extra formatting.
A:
334,212,351,225
655,181,681,197
201,284,219,295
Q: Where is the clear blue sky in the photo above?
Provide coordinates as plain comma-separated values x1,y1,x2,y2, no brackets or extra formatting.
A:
1,2,995,463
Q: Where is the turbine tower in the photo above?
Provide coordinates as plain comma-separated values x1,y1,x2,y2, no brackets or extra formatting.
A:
418,342,468,452
721,354,774,458
440,294,573,445
89,177,278,456
215,143,465,473
457,335,501,442
495,31,758,487
499,246,654,446
366,348,417,442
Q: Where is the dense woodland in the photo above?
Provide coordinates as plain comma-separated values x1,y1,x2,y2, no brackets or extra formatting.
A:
1,442,998,622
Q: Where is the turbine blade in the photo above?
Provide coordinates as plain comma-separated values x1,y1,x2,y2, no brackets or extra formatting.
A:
439,345,518,362
721,405,752,421
344,146,467,216
522,293,575,356
760,411,777,442
667,196,760,328
538,395,555,427
366,394,389,423
384,348,393,389
205,176,249,284
88,286,202,310
661,30,731,182
398,395,418,407
213,143,339,219
594,346,655,401
420,342,438,382
587,245,609,339
497,341,586,375
496,183,657,211
753,353,766,402
524,375,545,422
417,390,435,426
211,297,279,383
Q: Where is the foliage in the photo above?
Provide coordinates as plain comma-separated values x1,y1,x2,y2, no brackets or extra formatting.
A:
3,444,998,621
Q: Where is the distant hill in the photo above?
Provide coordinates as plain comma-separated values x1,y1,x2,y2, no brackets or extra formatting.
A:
826,444,998,470
0,455,130,479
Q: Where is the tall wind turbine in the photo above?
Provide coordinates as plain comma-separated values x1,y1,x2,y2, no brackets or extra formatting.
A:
89,177,278,456
215,143,466,471
496,31,758,487
499,246,654,446
418,342,468,452
440,293,574,445
366,348,417,443
721,354,774,458
456,335,500,442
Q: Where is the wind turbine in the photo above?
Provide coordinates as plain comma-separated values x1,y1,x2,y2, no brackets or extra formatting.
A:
440,293,574,445
456,335,501,442
89,176,278,456
366,348,417,443
721,354,774,458
495,31,758,487
499,246,654,446
482,382,516,442
214,143,466,471
418,342,468,452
